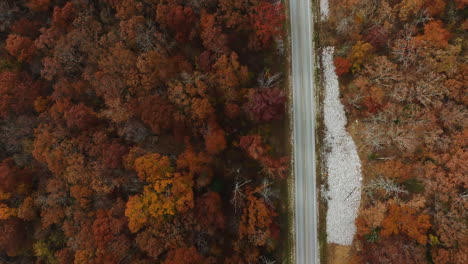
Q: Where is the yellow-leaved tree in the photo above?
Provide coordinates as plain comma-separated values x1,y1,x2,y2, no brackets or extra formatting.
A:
125,153,194,233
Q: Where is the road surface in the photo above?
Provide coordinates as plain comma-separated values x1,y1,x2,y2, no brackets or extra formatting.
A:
290,0,319,263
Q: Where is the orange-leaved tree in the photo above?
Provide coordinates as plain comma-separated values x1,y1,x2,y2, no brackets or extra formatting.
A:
381,204,431,244
163,247,205,264
239,187,277,246
125,153,194,233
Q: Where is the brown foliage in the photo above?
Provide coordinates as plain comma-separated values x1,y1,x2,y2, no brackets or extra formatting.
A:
200,10,228,53
0,219,25,256
362,236,427,264
0,0,291,262
239,188,276,246
6,34,36,62
244,87,287,122
240,135,288,178
204,121,227,155
70,185,93,209
177,144,213,187
17,197,36,221
115,0,144,20
132,95,174,134
415,20,452,47
196,191,225,231
249,1,285,50
212,52,249,102
65,103,99,130
26,0,50,12
225,103,241,119
163,247,204,264
51,2,76,32
0,71,41,118
381,204,431,244
334,57,351,76
93,209,130,261
157,2,196,43
425,0,446,16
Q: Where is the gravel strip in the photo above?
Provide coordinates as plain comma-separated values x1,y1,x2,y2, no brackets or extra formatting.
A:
322,47,362,245
320,0,329,20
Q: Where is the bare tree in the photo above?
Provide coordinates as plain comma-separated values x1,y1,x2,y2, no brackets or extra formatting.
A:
364,176,408,199
231,177,251,213
257,70,282,89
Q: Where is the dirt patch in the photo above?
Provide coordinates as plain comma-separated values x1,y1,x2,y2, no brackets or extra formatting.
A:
326,244,353,264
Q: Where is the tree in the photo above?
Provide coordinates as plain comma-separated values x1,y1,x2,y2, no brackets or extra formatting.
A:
364,25,388,49
164,247,204,264
333,57,351,76
70,185,93,209
0,71,42,118
200,10,228,53
196,191,225,231
0,158,19,193
362,236,427,264
157,2,196,43
259,155,289,179
425,0,446,16
6,34,36,62
136,51,189,90
191,98,215,121
126,153,194,233
239,188,276,246
240,135,266,161
177,145,213,188
74,250,95,264
244,87,286,122
55,248,74,264
132,95,174,134
204,120,227,155
101,141,128,169
124,194,149,233
249,1,285,50
395,0,424,21
415,20,452,47
26,0,50,12
11,18,42,37
240,135,288,179
51,2,76,32
347,41,373,71
0,203,16,220
93,209,131,262
97,42,139,92
115,0,144,20
381,204,431,244
212,52,249,101
225,102,241,119
455,0,467,9
65,103,99,130
0,218,26,256
218,0,252,30
17,196,36,221
119,15,145,48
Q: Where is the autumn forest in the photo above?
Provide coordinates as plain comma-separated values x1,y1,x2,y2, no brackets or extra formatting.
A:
0,0,290,263
325,0,467,263
1,0,467,263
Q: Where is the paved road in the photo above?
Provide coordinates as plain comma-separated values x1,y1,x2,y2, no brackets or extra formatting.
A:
290,0,318,263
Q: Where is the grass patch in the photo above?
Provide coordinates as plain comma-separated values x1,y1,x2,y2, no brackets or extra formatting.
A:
403,178,425,194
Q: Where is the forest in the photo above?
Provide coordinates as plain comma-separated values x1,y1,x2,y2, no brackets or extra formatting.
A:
0,0,290,263
324,0,467,263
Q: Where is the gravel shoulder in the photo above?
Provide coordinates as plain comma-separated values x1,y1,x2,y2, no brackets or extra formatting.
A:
322,47,362,246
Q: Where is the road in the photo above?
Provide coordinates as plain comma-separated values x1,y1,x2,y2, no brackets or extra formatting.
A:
290,0,319,263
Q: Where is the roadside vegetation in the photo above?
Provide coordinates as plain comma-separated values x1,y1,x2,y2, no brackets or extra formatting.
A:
322,0,467,263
